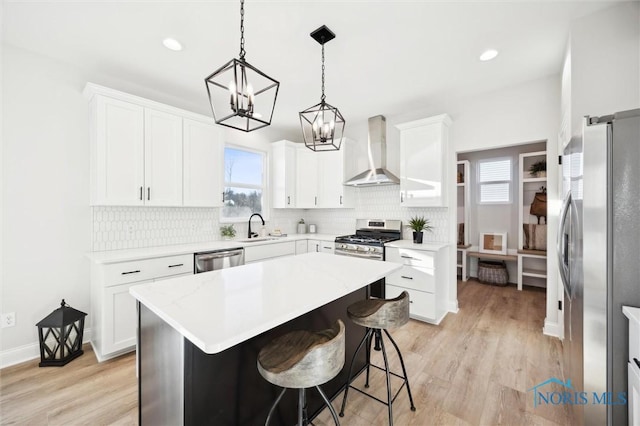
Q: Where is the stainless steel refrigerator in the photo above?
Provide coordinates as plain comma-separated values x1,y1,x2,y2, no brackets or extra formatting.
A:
559,108,640,425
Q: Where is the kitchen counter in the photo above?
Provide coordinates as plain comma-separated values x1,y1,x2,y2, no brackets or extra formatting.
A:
130,252,400,354
132,252,401,425
386,240,450,251
87,233,338,264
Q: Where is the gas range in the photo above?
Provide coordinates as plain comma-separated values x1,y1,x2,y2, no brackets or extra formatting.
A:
335,219,402,260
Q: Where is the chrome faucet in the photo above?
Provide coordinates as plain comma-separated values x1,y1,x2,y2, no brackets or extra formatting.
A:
248,213,265,238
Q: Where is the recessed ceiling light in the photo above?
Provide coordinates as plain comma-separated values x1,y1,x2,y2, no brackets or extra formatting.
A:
479,49,499,61
163,38,183,51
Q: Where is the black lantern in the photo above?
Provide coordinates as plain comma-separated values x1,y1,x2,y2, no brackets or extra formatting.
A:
299,25,346,152
36,299,87,367
204,0,280,132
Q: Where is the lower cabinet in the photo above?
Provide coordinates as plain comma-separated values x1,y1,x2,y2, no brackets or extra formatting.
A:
295,240,308,255
91,254,193,361
385,245,448,324
244,241,296,264
308,240,335,254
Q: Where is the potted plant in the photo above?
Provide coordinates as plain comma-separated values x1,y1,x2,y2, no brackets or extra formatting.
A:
220,224,236,240
408,216,432,244
529,160,547,178
297,218,306,234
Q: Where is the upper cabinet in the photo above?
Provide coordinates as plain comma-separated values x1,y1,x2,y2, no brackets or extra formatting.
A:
183,119,224,207
396,114,452,207
85,83,223,207
271,139,355,209
270,140,297,208
144,109,183,206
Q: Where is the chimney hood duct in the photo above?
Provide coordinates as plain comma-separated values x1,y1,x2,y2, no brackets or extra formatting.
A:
345,115,400,186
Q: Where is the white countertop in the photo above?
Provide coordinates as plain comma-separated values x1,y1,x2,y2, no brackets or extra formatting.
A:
87,233,338,264
130,252,401,354
385,240,450,251
623,305,640,325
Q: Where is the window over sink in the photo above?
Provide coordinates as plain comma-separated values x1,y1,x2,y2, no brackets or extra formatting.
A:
221,146,266,222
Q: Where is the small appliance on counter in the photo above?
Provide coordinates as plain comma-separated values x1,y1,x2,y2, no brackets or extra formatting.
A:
308,224,317,233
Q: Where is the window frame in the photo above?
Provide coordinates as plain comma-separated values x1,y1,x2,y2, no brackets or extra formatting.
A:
220,144,269,223
476,156,513,205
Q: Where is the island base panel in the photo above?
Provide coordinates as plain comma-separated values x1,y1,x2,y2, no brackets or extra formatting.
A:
139,287,368,425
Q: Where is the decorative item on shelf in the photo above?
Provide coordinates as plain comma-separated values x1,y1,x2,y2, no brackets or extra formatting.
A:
478,261,509,286
530,186,547,224
523,223,547,251
220,224,236,240
457,171,464,183
457,223,465,245
479,232,507,255
408,216,432,244
36,299,87,367
528,160,547,178
299,25,345,152
204,0,280,132
297,218,307,234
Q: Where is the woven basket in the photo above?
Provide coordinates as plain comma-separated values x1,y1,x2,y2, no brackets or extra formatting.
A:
478,261,508,286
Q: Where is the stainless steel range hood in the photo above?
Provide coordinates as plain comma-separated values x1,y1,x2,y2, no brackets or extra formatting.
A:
344,115,400,186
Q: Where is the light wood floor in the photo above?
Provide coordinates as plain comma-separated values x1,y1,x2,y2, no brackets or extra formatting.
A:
0,280,569,425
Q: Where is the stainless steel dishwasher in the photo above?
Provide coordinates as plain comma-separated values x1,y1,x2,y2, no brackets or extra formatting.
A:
194,248,244,273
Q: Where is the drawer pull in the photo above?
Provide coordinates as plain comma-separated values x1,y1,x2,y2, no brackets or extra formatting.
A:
635,358,640,369
410,300,414,303
168,264,184,268
323,246,332,250
121,270,140,275
401,255,419,261
401,275,414,280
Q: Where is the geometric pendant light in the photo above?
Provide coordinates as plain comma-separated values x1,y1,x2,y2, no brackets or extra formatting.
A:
299,25,345,151
205,0,280,132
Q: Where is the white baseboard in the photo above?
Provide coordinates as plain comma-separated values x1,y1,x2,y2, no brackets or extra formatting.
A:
448,299,459,313
0,328,92,369
543,319,561,338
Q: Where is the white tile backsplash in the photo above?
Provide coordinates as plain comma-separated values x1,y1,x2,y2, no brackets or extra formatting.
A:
92,186,449,251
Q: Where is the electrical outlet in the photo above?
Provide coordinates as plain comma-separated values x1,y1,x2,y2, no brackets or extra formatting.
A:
1,312,16,328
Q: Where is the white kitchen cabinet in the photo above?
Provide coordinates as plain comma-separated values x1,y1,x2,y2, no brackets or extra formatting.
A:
385,245,448,324
284,140,354,209
396,114,452,207
90,253,194,361
271,140,298,208
144,108,183,206
307,240,334,254
89,95,145,206
296,147,320,208
86,83,223,207
295,240,308,255
183,118,224,207
244,241,296,263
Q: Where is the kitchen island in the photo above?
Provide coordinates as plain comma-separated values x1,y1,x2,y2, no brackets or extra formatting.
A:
130,252,401,425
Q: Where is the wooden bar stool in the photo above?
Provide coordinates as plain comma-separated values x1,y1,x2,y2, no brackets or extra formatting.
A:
339,291,415,425
257,319,345,426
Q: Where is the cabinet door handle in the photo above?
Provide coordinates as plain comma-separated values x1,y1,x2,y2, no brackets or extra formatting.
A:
339,195,343,205
222,192,225,202
139,186,143,201
121,270,141,275
401,275,414,280
168,264,184,268
314,196,317,206
410,300,414,304
287,196,290,205
635,358,640,369
401,193,404,203
147,187,150,200
401,255,415,260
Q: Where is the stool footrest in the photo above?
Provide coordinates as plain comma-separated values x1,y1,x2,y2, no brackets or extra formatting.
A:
345,365,409,407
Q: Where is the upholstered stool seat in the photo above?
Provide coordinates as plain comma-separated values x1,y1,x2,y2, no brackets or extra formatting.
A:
258,320,345,425
340,291,415,425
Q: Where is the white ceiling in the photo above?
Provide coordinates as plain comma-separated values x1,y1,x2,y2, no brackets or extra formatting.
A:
3,1,617,139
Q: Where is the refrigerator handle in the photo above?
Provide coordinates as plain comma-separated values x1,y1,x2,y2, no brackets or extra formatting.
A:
557,192,572,296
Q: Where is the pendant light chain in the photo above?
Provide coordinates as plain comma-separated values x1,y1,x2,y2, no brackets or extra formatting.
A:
321,39,326,102
239,0,246,60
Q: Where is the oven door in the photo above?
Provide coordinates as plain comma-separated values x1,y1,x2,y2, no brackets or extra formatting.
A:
334,249,383,261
